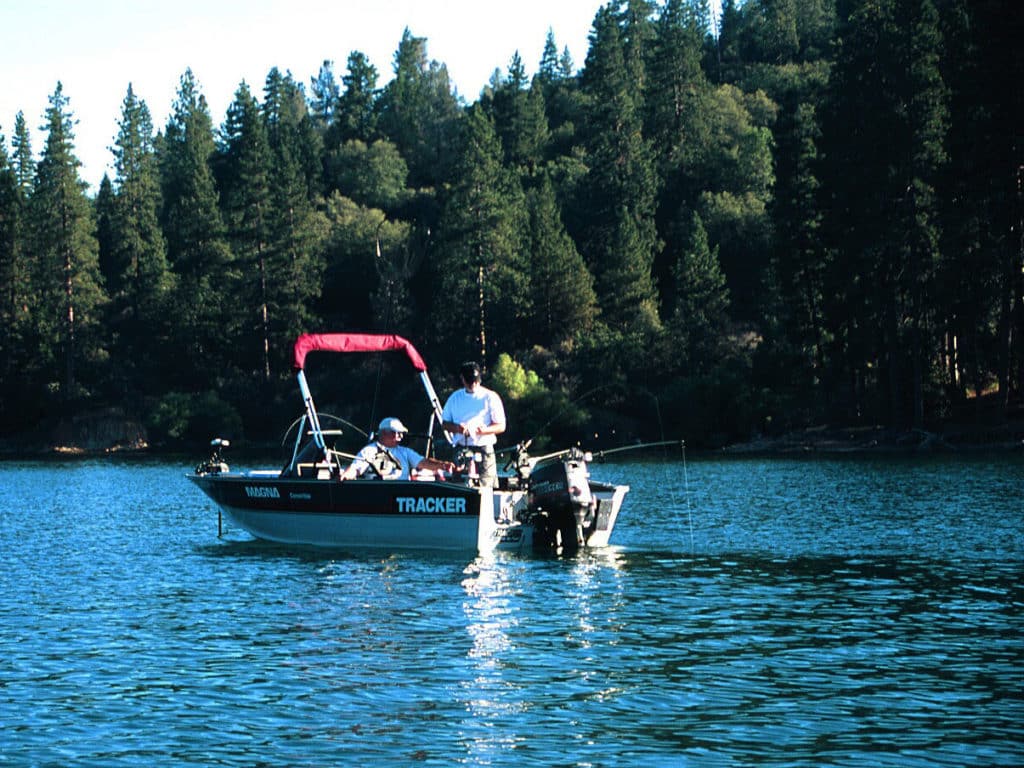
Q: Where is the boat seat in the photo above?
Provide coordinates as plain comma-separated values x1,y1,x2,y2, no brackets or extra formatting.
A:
296,462,335,479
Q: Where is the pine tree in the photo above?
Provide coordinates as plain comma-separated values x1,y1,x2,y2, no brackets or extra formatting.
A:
490,53,550,175
95,174,116,285
12,112,34,194
618,0,657,111
0,129,20,324
822,0,948,427
160,69,235,384
27,83,106,403
646,0,712,302
333,51,379,147
0,131,25,378
668,209,729,371
0,127,35,427
219,81,274,378
558,46,575,80
770,99,826,386
714,0,745,83
579,4,661,333
309,60,340,131
538,29,560,87
645,0,708,157
527,175,598,346
263,68,327,366
377,28,462,189
433,106,530,364
0,128,24,324
742,0,802,64
535,30,583,155
107,84,172,395
938,0,1023,412
902,0,948,427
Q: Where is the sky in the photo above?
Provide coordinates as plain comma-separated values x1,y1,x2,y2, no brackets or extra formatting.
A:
1,0,620,193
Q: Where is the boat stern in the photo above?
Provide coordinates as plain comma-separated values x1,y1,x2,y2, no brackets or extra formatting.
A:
526,447,629,551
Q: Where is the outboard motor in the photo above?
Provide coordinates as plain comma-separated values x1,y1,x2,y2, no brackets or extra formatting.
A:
527,446,598,552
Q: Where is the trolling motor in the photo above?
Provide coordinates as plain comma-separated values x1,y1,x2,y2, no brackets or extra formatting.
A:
196,438,230,475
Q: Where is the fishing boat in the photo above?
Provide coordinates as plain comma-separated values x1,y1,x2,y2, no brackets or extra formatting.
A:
188,333,632,554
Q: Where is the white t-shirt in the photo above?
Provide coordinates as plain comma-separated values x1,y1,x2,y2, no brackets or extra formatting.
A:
349,443,424,480
442,386,506,448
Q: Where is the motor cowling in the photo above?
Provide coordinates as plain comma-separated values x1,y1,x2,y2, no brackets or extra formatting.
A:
528,447,598,551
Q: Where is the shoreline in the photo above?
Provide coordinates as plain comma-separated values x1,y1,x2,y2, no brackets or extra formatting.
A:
719,423,1024,455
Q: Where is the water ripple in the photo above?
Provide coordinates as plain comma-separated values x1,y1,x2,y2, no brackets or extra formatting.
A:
1,456,1022,765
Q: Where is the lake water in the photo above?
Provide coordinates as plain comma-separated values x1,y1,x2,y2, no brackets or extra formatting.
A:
1,452,1022,766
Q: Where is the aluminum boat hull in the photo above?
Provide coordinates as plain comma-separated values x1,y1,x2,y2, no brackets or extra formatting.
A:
189,472,531,552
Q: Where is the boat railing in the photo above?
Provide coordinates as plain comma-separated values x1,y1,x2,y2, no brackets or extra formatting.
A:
293,449,358,479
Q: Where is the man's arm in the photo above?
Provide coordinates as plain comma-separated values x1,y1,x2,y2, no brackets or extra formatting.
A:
416,456,456,474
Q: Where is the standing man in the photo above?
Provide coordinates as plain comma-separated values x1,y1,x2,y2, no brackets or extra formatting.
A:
441,361,506,488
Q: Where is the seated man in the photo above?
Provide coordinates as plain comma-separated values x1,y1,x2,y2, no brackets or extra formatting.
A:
341,417,455,480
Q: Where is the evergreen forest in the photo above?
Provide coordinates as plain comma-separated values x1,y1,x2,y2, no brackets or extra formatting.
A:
0,0,1021,452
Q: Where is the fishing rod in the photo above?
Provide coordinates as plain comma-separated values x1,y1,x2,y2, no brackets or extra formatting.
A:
591,439,685,459
528,439,685,465
494,383,617,459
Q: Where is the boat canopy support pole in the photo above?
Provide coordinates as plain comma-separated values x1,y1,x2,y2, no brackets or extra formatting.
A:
419,371,452,446
297,369,333,469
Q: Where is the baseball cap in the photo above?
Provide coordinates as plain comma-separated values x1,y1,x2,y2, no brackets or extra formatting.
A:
378,417,409,434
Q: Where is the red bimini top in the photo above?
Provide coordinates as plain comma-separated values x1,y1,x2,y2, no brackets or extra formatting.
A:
291,333,428,372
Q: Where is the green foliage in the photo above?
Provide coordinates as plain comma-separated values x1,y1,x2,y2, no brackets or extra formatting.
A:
0,3,1019,448
159,69,235,386
376,29,462,189
668,209,729,370
526,176,598,346
26,83,107,402
146,390,243,444
320,192,413,331
327,139,409,211
106,84,173,393
332,51,379,146
490,352,544,400
12,112,34,193
432,105,530,364
578,5,661,335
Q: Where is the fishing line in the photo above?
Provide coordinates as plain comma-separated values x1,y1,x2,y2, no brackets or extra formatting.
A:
650,391,693,554
681,440,695,554
369,230,392,435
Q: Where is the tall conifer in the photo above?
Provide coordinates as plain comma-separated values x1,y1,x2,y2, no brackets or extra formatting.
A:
220,81,274,378
107,84,172,394
28,83,106,403
377,29,462,189
263,68,326,365
822,0,948,427
0,129,28,415
334,51,379,146
527,175,598,346
579,5,661,333
160,69,234,384
434,106,530,363
309,60,340,131
12,112,34,194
